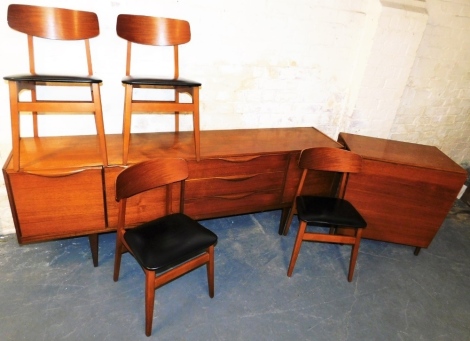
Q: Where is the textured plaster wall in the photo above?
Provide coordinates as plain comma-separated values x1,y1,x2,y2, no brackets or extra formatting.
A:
0,0,469,235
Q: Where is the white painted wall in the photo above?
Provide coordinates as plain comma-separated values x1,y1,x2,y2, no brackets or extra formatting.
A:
0,0,469,235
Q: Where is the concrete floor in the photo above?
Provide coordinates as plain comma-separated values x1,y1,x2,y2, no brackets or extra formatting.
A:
1,200,469,341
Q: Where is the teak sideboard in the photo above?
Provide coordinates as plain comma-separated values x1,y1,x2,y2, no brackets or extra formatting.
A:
3,127,342,265
4,128,465,266
338,132,467,253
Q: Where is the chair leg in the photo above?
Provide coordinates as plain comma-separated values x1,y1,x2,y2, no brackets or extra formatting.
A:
122,84,133,165
145,270,156,337
174,90,180,132
207,245,215,298
347,228,363,282
287,220,307,277
91,83,108,166
8,82,21,172
113,236,124,282
31,86,39,137
192,87,201,162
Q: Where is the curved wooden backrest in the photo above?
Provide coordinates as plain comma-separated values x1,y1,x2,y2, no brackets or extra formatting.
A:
116,158,189,201
299,147,363,174
116,14,191,46
7,4,99,40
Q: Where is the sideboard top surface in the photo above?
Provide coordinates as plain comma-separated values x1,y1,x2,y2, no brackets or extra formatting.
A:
5,127,342,171
339,132,466,175
119,127,342,165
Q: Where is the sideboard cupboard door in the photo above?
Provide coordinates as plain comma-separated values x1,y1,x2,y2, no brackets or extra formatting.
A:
5,167,106,243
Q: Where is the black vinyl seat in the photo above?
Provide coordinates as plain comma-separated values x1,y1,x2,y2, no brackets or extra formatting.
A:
296,196,366,228
124,212,217,272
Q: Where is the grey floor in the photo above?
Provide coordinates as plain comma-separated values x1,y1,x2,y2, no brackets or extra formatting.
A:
1,200,469,341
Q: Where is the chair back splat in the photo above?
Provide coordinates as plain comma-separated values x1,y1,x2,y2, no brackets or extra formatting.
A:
282,147,367,282
114,158,217,336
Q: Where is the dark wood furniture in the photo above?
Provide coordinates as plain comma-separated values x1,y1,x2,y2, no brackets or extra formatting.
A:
113,158,217,336
338,132,467,253
3,127,341,265
282,147,367,282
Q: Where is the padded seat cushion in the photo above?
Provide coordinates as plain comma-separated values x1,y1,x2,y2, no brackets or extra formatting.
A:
296,196,367,228
3,74,102,83
124,213,217,272
122,76,201,87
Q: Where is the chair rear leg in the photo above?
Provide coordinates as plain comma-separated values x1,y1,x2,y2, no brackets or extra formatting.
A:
287,220,307,277
145,270,156,337
91,83,108,166
192,87,201,162
122,84,133,165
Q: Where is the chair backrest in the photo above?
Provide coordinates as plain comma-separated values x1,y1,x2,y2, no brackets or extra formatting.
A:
116,14,191,78
297,147,363,198
116,158,188,213
7,4,99,75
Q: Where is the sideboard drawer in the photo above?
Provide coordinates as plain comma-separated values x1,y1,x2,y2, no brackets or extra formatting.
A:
187,154,289,178
6,167,105,242
185,171,285,199
185,190,282,219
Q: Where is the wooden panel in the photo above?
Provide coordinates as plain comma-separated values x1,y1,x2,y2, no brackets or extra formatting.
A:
6,167,105,242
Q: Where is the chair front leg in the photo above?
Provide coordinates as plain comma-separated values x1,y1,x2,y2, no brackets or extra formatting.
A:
207,245,215,298
113,235,124,282
347,228,363,282
145,269,156,337
287,220,307,277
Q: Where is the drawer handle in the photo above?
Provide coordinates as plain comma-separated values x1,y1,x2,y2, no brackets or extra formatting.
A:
214,193,255,200
218,156,261,162
214,175,257,181
23,168,87,177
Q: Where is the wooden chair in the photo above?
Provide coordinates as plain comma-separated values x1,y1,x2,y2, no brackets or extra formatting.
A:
116,14,202,164
113,158,217,336
282,147,367,282
3,4,108,171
